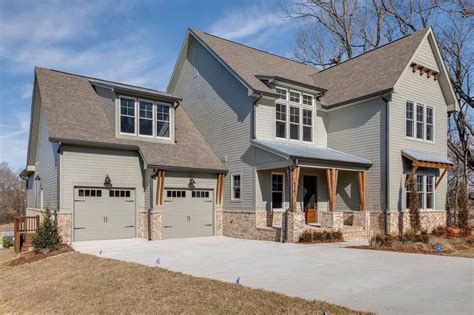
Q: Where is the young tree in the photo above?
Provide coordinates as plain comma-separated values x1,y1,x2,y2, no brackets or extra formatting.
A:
408,176,421,233
32,207,62,251
0,161,26,223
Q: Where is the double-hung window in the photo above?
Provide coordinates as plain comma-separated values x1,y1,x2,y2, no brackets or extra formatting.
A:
426,106,434,141
276,103,287,138
156,103,170,138
406,175,435,210
120,97,136,134
276,87,287,100
416,104,424,139
289,106,300,140
302,109,312,142
302,94,313,106
231,174,241,201
272,173,284,210
139,100,153,136
289,91,300,103
406,101,414,138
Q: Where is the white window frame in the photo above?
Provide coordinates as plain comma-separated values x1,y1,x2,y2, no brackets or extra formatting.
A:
405,101,415,138
119,96,137,136
289,105,300,141
271,172,285,210
276,87,288,101
230,172,242,202
302,93,313,106
405,101,435,143
275,101,287,139
416,104,424,140
156,102,171,139
405,174,436,211
274,86,314,144
426,106,434,142
138,98,154,138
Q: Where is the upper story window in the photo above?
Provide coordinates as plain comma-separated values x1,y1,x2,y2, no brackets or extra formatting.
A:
139,100,153,137
231,173,241,201
405,100,434,142
275,87,313,143
276,87,287,100
119,96,172,140
289,90,300,103
156,103,170,138
120,97,136,134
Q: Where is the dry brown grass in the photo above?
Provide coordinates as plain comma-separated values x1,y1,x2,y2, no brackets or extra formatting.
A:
0,249,370,314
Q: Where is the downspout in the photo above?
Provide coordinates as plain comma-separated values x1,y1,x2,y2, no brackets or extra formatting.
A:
382,95,391,235
148,169,156,241
56,141,61,220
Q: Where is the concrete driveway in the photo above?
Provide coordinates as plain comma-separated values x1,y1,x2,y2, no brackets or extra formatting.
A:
72,236,474,315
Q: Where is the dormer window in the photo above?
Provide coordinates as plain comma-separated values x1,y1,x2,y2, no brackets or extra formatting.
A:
119,96,172,140
139,100,153,137
120,97,136,134
156,103,170,138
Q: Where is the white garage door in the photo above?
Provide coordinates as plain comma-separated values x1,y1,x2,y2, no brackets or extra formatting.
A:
163,188,214,239
74,187,135,241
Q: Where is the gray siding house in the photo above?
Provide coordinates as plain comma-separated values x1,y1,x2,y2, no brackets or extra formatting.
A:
23,26,457,243
167,27,457,241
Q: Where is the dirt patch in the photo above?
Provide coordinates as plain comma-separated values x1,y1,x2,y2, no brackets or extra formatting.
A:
0,250,370,314
349,236,474,258
9,244,74,266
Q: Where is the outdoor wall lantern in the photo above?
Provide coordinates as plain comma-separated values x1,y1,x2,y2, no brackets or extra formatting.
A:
34,174,41,181
188,176,196,188
104,174,112,186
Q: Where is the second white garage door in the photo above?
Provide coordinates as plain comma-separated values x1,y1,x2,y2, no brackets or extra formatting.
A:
163,188,214,239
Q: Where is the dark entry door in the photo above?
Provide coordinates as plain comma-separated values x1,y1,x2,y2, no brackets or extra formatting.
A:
303,176,318,223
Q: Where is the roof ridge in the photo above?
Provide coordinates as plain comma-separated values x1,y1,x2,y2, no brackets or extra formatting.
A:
315,27,430,75
36,67,168,94
192,29,318,71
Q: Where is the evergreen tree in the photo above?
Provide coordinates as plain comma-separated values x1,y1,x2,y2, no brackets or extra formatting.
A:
32,207,62,251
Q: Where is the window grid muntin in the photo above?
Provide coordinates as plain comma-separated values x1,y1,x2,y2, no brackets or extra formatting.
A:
302,109,313,142
120,97,136,134
276,102,287,138
139,100,154,136
406,175,435,211
156,103,170,138
289,91,301,103
232,174,241,200
406,101,414,138
302,94,313,106
416,104,424,139
272,173,284,210
276,88,287,100
426,106,434,141
289,106,300,140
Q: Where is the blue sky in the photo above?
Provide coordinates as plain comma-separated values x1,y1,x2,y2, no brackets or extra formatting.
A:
0,0,298,170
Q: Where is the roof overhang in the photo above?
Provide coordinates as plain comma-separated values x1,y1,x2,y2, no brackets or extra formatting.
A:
255,75,327,94
89,79,182,104
402,149,453,169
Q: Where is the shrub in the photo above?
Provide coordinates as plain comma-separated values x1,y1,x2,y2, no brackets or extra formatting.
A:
407,176,421,233
32,208,62,251
432,226,446,237
2,238,11,248
332,230,343,241
299,230,313,243
312,231,325,241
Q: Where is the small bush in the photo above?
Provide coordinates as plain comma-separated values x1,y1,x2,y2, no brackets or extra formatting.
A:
332,230,343,241
2,238,12,248
32,208,62,251
370,232,430,247
312,230,325,241
299,230,313,243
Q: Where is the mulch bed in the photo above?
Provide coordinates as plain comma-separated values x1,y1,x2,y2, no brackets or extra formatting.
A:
347,245,455,256
9,244,74,266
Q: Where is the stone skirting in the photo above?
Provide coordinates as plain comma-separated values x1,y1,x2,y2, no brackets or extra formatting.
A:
138,211,162,240
369,211,447,236
222,211,281,241
57,212,72,244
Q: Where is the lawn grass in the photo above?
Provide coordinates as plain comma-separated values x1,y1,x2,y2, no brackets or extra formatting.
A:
0,249,370,314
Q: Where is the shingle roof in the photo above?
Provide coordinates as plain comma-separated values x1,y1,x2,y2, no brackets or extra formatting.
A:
192,30,319,96
192,28,430,107
251,139,372,167
402,149,453,165
35,67,226,172
312,28,430,106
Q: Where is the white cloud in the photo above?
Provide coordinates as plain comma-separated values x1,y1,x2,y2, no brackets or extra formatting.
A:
208,4,289,42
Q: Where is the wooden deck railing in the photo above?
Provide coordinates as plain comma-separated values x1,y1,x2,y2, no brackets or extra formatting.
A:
14,215,40,253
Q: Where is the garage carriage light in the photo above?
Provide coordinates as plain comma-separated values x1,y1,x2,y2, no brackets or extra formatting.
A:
104,174,112,186
188,176,196,188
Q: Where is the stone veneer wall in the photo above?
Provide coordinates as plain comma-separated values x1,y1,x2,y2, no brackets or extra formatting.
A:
369,211,447,236
222,211,281,241
138,211,162,240
57,212,72,244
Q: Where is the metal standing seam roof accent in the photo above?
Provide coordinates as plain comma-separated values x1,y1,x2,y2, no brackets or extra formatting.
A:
251,139,372,167
401,149,453,165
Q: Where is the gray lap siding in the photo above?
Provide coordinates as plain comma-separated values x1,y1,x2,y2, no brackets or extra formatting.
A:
171,37,256,211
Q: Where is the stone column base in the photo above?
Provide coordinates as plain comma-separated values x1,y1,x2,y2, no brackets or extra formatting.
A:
56,212,72,244
321,211,343,230
138,211,162,240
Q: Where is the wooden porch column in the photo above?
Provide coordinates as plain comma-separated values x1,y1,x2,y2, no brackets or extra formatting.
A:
357,171,367,211
216,173,225,205
155,170,166,206
326,168,338,211
290,166,301,212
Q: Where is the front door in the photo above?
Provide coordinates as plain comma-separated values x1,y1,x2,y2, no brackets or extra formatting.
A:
303,176,318,223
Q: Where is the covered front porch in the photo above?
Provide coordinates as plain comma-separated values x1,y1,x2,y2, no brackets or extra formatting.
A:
252,139,372,241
